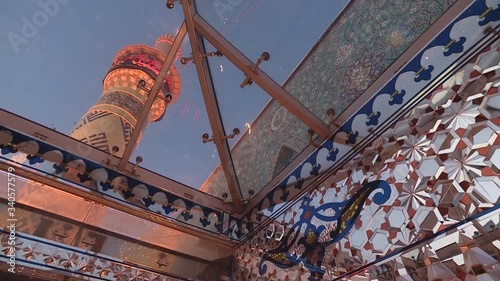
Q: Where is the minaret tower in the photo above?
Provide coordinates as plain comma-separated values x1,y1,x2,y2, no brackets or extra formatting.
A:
70,35,182,157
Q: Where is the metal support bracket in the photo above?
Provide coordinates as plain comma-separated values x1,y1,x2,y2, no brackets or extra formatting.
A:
240,52,270,88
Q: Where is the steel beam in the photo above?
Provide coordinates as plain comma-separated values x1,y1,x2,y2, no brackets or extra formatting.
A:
118,22,187,170
181,0,244,213
192,15,331,139
0,109,234,213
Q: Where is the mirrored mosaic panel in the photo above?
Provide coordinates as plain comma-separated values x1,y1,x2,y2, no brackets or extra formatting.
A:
355,209,499,281
233,44,500,280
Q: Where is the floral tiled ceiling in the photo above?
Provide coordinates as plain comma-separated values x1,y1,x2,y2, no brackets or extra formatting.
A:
291,0,458,115
233,45,500,280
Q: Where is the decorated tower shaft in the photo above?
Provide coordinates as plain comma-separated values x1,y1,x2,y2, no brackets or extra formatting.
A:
70,35,182,157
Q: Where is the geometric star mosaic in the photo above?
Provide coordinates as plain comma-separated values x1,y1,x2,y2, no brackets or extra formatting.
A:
234,44,500,281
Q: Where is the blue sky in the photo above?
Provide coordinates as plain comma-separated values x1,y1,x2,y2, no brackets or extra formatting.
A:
0,0,348,189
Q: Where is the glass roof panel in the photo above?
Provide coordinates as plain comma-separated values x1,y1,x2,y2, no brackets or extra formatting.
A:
195,0,350,84
196,1,348,197
0,0,226,195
